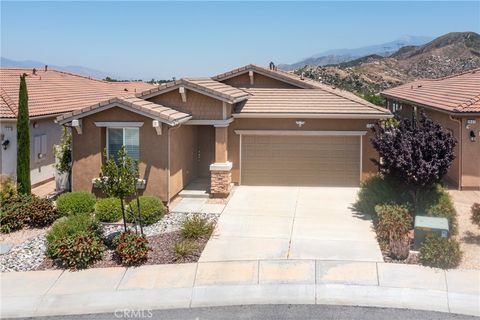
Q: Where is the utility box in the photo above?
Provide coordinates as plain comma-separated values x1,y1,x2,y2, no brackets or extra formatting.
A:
414,215,449,249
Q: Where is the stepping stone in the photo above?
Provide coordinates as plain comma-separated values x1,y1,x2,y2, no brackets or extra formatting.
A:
0,243,14,255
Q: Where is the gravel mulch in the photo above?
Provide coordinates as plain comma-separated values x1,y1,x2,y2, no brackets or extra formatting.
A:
0,234,47,272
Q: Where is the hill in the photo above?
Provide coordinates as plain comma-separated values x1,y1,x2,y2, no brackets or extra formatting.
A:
295,32,480,97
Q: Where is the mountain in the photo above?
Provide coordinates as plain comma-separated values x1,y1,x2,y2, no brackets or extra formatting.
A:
295,32,480,97
0,57,114,80
279,35,434,71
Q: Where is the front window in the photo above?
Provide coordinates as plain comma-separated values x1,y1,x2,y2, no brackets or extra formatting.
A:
107,127,139,160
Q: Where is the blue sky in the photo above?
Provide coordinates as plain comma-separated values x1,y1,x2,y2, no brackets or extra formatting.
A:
1,1,479,80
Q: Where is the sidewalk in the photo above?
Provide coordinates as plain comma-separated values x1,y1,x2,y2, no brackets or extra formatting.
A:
1,260,479,318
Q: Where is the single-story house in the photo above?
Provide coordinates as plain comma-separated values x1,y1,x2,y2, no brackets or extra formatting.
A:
381,68,480,190
0,67,153,187
57,64,392,202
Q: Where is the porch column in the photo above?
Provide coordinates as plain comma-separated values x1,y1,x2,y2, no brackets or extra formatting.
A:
210,125,232,198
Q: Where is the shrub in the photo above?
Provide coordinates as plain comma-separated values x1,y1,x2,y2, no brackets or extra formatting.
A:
0,177,17,204
425,190,458,236
172,239,198,261
354,175,402,216
114,231,149,266
419,235,462,269
471,203,480,227
53,231,104,269
95,197,123,222
26,196,59,228
46,213,100,257
127,196,164,225
181,216,214,239
375,204,412,259
0,194,31,233
56,192,96,216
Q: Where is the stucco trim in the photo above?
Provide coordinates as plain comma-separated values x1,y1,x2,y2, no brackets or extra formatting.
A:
94,122,144,127
234,130,367,136
185,118,234,126
233,113,393,119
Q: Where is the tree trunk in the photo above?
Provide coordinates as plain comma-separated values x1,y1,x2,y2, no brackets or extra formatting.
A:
120,197,127,232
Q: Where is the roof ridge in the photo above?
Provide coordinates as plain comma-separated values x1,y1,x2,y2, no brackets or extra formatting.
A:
0,87,17,117
420,68,480,82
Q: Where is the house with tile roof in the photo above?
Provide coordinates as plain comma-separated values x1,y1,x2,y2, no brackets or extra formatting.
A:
57,64,392,201
0,67,154,187
381,68,480,190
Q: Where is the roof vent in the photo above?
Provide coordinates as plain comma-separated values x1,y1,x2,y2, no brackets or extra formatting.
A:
300,72,304,80
32,68,37,75
269,61,275,70
44,65,48,72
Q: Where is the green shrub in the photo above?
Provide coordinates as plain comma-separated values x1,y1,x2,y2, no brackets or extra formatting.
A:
0,194,31,233
56,192,96,216
0,177,17,204
127,196,164,225
354,175,402,216
95,197,123,222
26,196,59,228
114,231,149,266
53,231,104,269
181,216,214,239
419,235,462,269
375,204,412,244
46,213,100,257
471,203,480,227
425,189,458,236
172,239,198,261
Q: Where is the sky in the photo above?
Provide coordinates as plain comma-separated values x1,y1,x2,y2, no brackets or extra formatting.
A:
1,1,479,80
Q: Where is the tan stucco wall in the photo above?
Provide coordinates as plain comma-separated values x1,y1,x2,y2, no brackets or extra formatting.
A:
71,107,169,200
169,125,198,197
222,72,300,89
227,118,378,184
148,89,224,120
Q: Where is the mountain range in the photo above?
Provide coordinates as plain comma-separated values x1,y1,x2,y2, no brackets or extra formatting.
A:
278,35,434,71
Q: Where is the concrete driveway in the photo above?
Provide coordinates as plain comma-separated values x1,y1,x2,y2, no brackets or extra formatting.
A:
200,186,383,262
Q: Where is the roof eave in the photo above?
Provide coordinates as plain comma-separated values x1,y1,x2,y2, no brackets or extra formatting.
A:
232,112,393,119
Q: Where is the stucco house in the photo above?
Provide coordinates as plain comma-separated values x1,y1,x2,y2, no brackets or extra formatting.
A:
57,64,392,202
0,67,153,187
381,69,480,190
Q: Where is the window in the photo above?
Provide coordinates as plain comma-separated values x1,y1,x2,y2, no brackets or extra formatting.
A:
107,127,139,161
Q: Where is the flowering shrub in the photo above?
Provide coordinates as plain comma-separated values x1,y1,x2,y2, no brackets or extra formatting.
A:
54,231,105,270
114,231,150,266
26,196,59,228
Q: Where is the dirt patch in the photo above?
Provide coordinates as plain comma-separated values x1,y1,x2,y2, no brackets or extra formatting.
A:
36,230,209,270
0,227,49,247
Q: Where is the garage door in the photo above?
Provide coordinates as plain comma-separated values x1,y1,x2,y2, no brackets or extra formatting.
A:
241,134,361,186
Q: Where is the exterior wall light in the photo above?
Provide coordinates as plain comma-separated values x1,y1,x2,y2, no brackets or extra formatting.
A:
296,120,305,128
2,139,9,150
470,130,476,142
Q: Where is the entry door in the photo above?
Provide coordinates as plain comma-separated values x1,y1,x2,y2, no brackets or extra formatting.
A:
241,135,361,186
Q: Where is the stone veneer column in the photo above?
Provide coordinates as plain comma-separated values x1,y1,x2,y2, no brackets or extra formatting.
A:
210,125,232,198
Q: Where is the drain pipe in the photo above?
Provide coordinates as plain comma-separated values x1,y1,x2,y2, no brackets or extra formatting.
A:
449,115,462,190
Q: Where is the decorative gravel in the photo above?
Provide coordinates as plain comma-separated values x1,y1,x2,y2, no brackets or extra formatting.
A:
0,235,47,272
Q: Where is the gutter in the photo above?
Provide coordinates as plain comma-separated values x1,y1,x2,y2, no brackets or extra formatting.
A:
232,113,393,119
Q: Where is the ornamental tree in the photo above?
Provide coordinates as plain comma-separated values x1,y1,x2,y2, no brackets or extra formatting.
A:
54,127,72,190
370,112,456,207
97,146,139,232
16,74,31,195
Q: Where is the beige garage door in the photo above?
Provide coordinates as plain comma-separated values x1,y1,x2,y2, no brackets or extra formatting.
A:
241,135,361,186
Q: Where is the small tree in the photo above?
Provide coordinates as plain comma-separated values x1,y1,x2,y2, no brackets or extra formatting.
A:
54,127,72,190
371,113,456,208
16,74,31,194
97,146,138,232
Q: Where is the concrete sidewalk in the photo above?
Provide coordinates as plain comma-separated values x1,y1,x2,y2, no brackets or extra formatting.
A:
1,260,478,318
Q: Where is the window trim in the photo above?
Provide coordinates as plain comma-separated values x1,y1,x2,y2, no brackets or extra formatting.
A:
106,127,140,160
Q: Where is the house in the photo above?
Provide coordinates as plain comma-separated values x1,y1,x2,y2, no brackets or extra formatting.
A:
0,67,154,187
57,64,392,202
381,69,480,190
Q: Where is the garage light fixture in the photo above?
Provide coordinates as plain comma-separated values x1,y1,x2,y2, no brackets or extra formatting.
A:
296,120,305,128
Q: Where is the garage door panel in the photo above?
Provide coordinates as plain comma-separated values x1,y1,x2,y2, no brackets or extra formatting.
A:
241,135,360,187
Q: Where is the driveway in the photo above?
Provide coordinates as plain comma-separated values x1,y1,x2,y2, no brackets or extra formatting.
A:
200,186,383,262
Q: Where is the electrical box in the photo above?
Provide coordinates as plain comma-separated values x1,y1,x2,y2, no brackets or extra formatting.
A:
414,215,449,249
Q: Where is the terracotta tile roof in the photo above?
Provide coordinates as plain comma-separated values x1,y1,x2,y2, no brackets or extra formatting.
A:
381,69,480,113
213,64,387,112
56,95,191,126
236,88,391,116
0,68,155,119
137,77,249,104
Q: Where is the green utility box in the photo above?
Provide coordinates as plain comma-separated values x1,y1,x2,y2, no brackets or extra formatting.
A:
414,215,449,249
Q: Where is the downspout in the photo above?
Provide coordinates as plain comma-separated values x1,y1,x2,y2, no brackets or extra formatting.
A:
167,122,183,206
449,115,462,190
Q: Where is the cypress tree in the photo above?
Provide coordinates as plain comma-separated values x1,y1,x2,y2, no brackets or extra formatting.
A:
16,73,31,194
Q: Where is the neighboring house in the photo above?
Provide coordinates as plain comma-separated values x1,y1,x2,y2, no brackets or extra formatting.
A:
0,67,154,187
57,64,392,202
381,69,480,190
